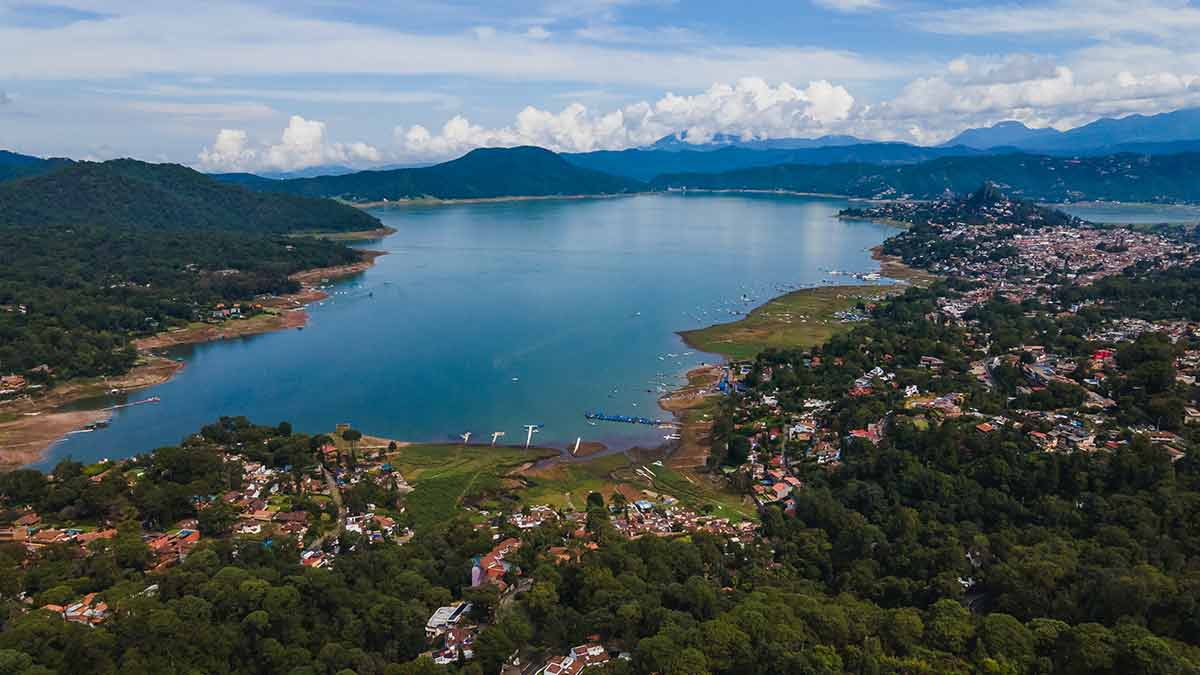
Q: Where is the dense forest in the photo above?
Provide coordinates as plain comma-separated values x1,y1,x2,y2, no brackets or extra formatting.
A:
651,152,1200,203
0,161,378,380
0,151,73,183
0,160,380,233
214,147,643,202
3,410,1200,674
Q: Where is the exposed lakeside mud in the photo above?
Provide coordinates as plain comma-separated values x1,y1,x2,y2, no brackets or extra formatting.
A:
0,250,386,470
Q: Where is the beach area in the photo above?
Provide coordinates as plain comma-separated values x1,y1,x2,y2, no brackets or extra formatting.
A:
0,249,386,470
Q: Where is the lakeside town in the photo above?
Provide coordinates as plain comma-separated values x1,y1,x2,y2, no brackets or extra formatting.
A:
3,184,1200,672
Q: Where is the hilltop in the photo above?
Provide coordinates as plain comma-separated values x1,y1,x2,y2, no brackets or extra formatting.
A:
0,150,75,182
214,146,643,202
0,159,381,233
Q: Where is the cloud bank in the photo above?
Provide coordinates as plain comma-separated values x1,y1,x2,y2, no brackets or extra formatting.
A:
399,78,855,157
197,115,380,172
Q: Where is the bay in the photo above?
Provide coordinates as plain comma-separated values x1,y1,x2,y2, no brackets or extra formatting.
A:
35,193,896,468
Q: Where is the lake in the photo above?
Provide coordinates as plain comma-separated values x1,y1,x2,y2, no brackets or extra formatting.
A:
35,193,898,468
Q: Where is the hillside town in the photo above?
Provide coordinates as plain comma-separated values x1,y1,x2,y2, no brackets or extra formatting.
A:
721,186,1200,514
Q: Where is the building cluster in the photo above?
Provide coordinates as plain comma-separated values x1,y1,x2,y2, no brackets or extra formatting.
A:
726,194,1200,509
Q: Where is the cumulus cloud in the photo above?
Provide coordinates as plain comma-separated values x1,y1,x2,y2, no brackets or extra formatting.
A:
875,56,1200,138
197,115,381,172
398,78,856,157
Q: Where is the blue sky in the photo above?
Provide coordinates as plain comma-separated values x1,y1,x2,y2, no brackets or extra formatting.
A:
1,0,1198,171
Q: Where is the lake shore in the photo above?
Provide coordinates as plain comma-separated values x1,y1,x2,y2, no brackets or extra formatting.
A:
658,245,934,469
350,192,640,209
0,249,386,469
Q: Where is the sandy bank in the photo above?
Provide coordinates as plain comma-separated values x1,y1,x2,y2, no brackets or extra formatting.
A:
1,249,385,470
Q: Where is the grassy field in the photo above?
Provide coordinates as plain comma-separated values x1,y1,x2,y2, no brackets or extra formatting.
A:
522,453,756,522
520,454,632,511
384,443,556,528
678,284,901,360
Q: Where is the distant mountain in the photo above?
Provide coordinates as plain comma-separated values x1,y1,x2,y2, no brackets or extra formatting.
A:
646,131,868,152
946,108,1200,152
0,159,381,233
565,143,988,182
213,146,643,201
256,164,357,179
943,121,1063,150
650,152,1200,203
0,149,75,182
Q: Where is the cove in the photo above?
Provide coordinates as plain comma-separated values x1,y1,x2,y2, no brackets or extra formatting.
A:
34,193,898,468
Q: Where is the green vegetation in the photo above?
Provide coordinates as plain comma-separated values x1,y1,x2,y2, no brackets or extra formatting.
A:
216,146,644,202
0,150,73,183
653,151,1200,203
0,160,378,381
680,285,900,360
387,444,556,529
0,159,380,233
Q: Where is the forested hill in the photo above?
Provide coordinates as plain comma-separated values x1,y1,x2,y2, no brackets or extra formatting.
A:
651,151,1200,203
0,159,381,233
0,160,376,381
214,146,644,201
0,150,74,183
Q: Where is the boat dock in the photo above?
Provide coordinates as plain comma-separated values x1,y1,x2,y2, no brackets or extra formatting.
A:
585,411,678,427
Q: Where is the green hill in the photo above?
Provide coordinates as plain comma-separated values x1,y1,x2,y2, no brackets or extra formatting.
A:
651,152,1200,203
0,160,379,381
214,146,643,201
0,150,74,183
0,159,381,233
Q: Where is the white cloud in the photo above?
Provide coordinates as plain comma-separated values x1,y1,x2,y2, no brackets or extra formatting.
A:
916,0,1200,39
0,3,909,88
123,101,276,120
865,56,1200,142
525,26,550,39
197,115,381,172
398,77,856,157
813,0,884,12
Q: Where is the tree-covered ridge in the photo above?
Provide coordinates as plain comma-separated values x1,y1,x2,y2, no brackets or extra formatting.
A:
0,151,74,184
0,222,359,379
651,152,1200,203
213,146,644,202
0,160,378,380
0,159,382,233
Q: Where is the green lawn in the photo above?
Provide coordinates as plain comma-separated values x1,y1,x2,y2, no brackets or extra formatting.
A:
679,285,899,360
387,444,556,528
518,454,632,511
646,465,756,522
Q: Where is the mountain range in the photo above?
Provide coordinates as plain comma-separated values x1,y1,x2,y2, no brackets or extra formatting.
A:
211,146,641,201
942,108,1200,151
651,151,1200,203
6,106,1200,206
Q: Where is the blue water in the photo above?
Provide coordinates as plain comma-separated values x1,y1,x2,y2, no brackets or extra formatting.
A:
1059,202,1200,224
35,193,897,468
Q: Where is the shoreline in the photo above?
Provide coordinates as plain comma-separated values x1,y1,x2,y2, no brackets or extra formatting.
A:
350,192,642,209
0,248,386,470
658,244,933,469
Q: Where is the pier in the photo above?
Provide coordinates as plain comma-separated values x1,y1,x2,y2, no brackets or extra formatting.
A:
585,411,678,427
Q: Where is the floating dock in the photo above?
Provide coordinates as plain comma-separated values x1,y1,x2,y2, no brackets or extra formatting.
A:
585,411,678,427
